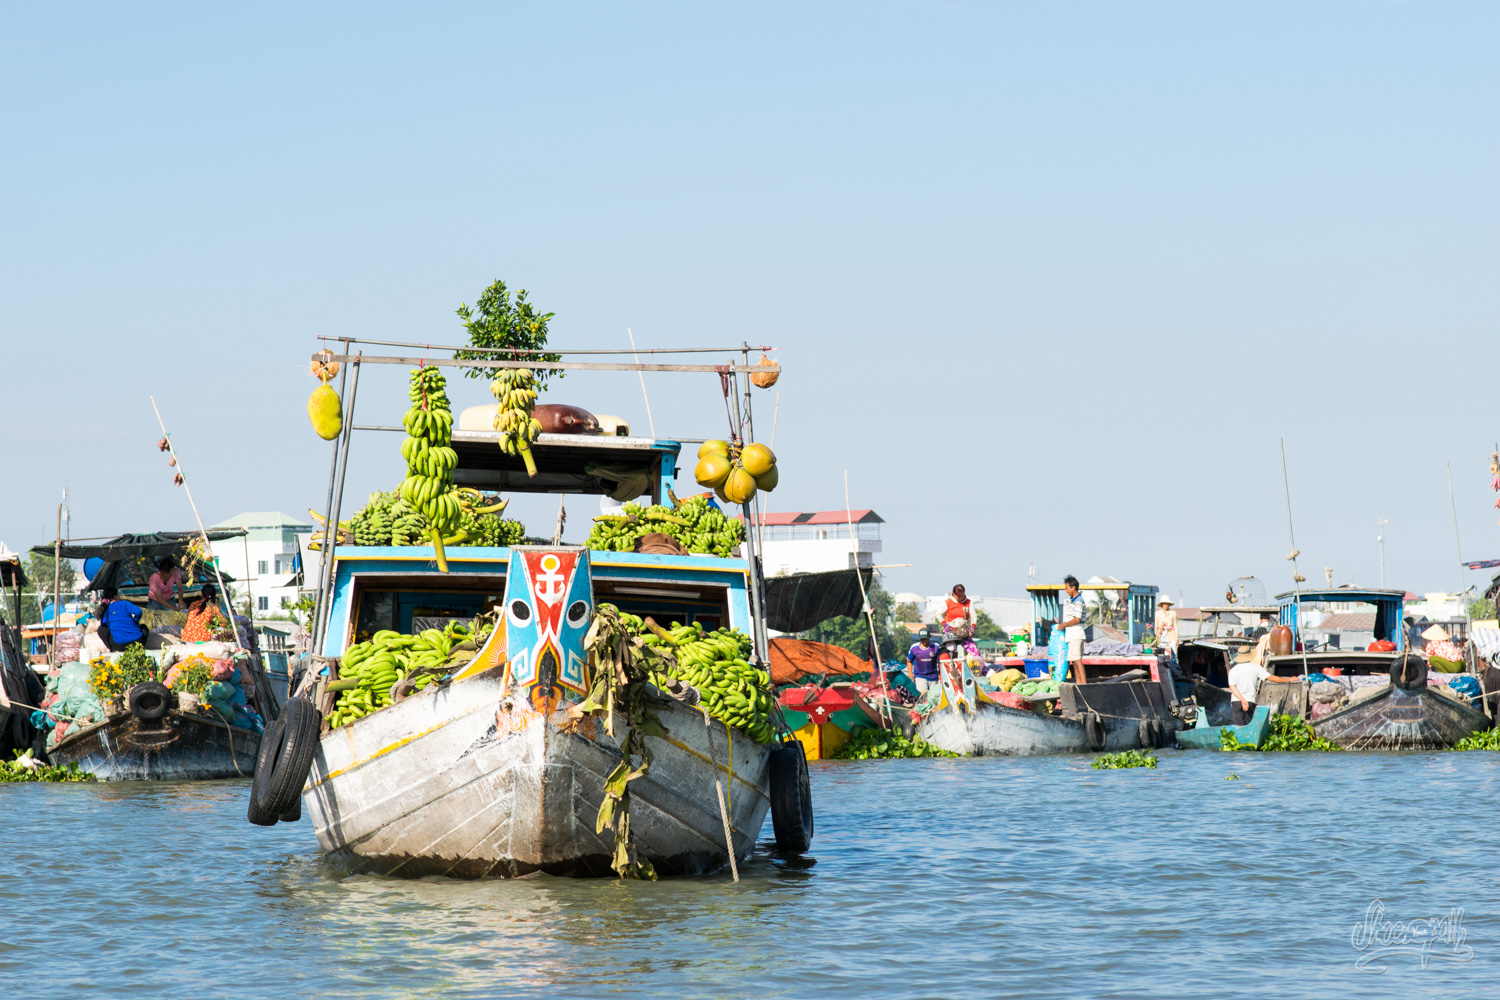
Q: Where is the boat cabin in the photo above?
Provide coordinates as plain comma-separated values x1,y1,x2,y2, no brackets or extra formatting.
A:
319,435,755,656
1027,581,1159,647
1267,587,1408,677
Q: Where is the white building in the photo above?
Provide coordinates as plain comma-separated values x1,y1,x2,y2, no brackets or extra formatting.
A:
753,509,883,576
900,593,1032,632
209,512,315,615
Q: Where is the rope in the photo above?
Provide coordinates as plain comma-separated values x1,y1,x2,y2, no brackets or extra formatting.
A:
704,710,739,882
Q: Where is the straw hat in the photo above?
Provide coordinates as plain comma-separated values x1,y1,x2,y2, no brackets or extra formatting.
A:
1421,624,1451,642
1157,595,1175,606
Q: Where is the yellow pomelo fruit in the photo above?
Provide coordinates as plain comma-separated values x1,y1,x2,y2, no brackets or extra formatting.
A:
695,453,733,488
740,442,776,478
308,385,343,440
753,464,778,492
698,439,731,460
723,466,758,504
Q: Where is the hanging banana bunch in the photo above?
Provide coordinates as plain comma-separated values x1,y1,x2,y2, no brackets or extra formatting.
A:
491,366,542,477
398,365,461,571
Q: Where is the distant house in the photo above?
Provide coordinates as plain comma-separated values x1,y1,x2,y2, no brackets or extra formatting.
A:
750,509,884,576
208,512,314,614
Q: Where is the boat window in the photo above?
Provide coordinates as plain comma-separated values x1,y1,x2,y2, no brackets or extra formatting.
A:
593,580,730,633
350,576,505,645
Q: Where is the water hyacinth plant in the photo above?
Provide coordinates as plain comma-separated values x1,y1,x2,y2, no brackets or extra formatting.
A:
1091,750,1158,769
1221,714,1339,752
832,728,958,759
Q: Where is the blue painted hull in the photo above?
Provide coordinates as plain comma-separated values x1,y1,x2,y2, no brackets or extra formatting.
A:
1175,705,1270,750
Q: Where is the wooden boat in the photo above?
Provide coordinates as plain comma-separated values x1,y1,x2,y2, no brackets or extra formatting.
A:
48,709,259,780
1310,657,1489,750
24,530,276,780
1176,705,1270,750
777,683,891,759
916,657,1149,755
268,344,816,876
308,648,769,876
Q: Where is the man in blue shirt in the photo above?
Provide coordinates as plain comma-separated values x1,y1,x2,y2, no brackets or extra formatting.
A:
1057,575,1087,679
907,630,941,694
101,588,146,650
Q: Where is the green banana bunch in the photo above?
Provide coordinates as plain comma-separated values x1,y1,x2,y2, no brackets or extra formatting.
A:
327,621,475,729
490,368,542,477
347,488,528,549
585,495,746,557
628,616,773,744
397,366,461,570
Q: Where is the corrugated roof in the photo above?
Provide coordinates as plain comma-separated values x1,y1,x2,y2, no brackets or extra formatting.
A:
745,509,882,526
211,512,314,530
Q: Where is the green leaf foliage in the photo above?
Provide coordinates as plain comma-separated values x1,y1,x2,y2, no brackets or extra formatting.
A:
832,728,958,759
1092,749,1158,769
1220,714,1339,752
454,279,560,387
1451,728,1500,751
2,752,95,782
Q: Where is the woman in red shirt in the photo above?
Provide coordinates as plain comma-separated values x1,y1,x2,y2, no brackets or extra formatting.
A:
940,584,982,664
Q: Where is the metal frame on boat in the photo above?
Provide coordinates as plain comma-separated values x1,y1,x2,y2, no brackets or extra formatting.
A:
277,338,810,876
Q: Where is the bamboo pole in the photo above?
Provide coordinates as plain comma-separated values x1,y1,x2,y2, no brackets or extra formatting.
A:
148,397,268,722
845,471,893,729
1279,438,1311,676
627,328,656,438
48,499,61,671
325,354,776,374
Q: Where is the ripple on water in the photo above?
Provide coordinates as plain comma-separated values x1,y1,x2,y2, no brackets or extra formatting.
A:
2,753,1496,998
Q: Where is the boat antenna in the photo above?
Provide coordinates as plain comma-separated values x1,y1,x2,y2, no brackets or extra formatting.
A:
1279,438,1310,678
1446,462,1466,598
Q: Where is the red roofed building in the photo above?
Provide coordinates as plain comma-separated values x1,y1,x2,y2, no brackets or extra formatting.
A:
740,509,884,576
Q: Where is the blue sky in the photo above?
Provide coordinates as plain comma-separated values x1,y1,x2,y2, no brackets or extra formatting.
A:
3,1,1497,605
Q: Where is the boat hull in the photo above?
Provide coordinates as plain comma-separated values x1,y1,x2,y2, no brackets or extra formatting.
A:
305,668,772,878
48,711,260,781
917,701,1145,756
1176,705,1270,750
1311,684,1489,750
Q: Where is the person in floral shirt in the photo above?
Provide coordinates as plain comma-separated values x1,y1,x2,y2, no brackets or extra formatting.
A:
181,584,230,643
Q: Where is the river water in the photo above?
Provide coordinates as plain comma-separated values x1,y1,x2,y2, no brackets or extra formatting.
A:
2,751,1494,999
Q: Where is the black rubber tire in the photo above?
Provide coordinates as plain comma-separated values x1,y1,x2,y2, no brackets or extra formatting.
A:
248,793,280,826
1150,717,1166,747
1085,711,1106,751
279,797,301,823
253,697,320,816
127,681,173,723
1391,653,1429,691
768,740,814,854
248,715,286,826
1137,718,1152,748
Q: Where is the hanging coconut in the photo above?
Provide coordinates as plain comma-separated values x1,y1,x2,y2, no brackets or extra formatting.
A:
749,353,780,389
695,453,733,488
723,467,758,504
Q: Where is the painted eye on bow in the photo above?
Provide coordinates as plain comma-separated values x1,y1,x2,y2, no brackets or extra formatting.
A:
509,599,533,626
566,600,590,626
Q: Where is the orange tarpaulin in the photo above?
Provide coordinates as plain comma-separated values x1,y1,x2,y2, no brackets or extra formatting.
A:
768,637,871,686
